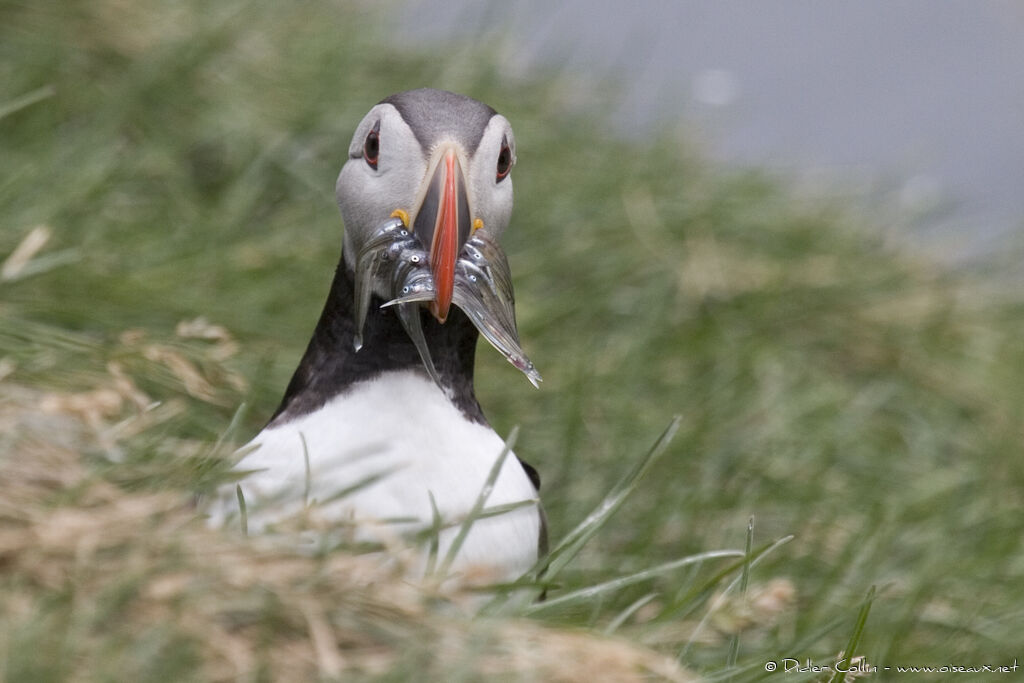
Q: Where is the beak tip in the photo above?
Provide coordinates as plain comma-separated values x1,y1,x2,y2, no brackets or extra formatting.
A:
430,301,451,323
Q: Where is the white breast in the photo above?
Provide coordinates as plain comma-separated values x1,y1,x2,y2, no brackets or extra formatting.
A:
208,370,541,583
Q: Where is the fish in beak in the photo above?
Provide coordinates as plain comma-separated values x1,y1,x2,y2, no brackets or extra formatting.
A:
351,144,540,387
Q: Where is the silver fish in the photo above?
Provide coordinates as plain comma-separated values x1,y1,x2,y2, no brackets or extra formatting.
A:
355,218,540,388
394,301,441,387
453,231,541,387
385,245,441,385
353,217,414,351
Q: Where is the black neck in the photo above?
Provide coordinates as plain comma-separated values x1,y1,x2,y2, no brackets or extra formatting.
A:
269,257,485,426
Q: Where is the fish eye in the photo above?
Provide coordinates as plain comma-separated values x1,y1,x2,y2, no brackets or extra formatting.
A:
363,121,380,169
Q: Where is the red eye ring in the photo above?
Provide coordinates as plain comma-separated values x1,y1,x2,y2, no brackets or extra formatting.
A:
363,121,380,169
496,137,512,182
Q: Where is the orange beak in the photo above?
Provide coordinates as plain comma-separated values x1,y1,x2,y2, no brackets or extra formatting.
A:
412,147,471,322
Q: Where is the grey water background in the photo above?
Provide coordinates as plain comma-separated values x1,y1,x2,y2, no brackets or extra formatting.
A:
400,0,1024,261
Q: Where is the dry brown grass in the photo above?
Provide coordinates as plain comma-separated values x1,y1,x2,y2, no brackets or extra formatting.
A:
0,385,694,682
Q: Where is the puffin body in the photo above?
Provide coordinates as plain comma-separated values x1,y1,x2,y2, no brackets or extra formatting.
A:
236,371,541,578
213,89,544,583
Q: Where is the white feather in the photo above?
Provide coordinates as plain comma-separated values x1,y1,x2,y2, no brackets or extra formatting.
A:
208,370,541,582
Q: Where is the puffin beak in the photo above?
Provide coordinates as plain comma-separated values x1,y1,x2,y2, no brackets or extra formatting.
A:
412,146,471,322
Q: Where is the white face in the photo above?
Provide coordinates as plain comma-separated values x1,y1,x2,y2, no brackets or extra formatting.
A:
335,103,517,269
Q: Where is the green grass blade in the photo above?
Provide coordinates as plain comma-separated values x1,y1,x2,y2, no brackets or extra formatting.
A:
208,402,248,459
473,498,538,520
738,516,754,596
680,534,794,661
0,85,55,121
235,484,248,536
828,585,876,683
436,426,519,577
533,416,681,581
525,549,743,614
726,516,756,672
423,491,443,578
301,432,311,507
317,466,406,505
604,592,658,635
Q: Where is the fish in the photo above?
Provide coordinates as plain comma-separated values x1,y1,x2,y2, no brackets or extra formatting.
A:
354,217,540,387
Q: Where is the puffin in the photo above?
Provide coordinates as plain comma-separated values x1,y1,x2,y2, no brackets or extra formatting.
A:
211,89,545,585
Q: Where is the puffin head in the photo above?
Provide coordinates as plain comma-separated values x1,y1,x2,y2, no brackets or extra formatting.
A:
336,89,516,323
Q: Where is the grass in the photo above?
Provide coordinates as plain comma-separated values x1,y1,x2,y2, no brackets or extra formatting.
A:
4,0,1024,679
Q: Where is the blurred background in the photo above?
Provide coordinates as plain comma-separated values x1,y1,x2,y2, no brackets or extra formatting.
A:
3,0,1024,679
401,0,1024,259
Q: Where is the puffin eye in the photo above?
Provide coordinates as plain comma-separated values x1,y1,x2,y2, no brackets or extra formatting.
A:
363,121,380,169
496,137,512,182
